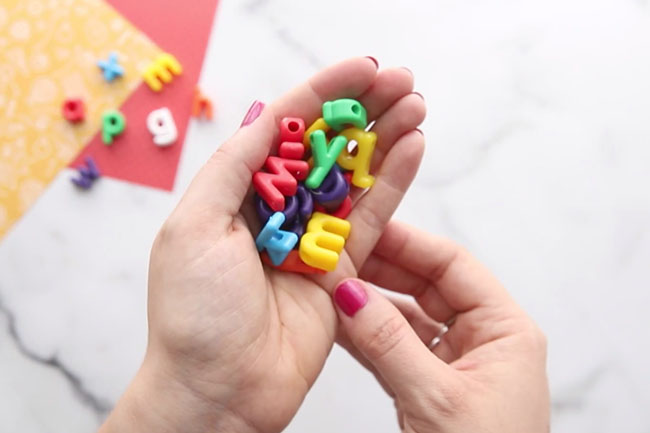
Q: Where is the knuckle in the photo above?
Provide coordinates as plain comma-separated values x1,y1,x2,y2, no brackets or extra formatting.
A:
364,315,409,361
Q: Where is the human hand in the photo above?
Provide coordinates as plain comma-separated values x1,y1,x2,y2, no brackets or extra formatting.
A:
99,57,426,433
333,220,550,433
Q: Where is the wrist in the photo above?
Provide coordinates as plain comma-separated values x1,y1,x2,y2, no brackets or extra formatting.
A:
99,354,257,433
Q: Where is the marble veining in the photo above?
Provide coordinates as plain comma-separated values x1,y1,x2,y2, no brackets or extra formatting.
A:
0,0,649,432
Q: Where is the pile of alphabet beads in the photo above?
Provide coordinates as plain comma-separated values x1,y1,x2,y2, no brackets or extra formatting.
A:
253,98,377,273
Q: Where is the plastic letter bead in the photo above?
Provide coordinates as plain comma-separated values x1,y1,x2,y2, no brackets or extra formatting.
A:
192,88,213,120
255,194,298,224
337,127,377,188
71,157,100,189
253,157,309,211
101,109,126,145
97,52,124,82
261,251,325,274
303,118,330,148
315,195,352,219
322,99,367,131
310,164,349,210
280,117,305,143
143,53,183,92
299,212,351,271
305,130,347,189
278,142,305,160
256,212,299,265
146,107,178,146
62,98,85,123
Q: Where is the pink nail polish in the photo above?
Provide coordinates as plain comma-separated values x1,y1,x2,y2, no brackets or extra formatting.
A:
240,100,265,127
365,56,379,68
334,280,368,317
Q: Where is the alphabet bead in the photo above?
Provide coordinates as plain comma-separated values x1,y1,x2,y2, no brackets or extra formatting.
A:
299,212,351,271
146,107,178,146
192,88,213,120
260,251,325,274
255,194,298,224
280,117,305,143
62,98,85,123
305,130,347,189
256,212,298,266
337,127,377,188
314,195,352,219
101,109,126,145
253,157,310,211
143,53,183,92
303,118,330,148
322,98,367,131
278,142,305,160
310,164,349,210
97,52,124,82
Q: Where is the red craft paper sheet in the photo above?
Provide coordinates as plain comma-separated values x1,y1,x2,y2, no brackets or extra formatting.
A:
70,0,220,191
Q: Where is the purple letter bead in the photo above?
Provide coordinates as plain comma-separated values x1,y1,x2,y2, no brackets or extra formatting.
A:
256,193,298,223
296,184,314,220
283,215,306,239
309,165,349,211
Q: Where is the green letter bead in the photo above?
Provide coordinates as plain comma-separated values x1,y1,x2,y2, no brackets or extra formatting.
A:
101,109,126,145
306,130,348,189
322,98,367,131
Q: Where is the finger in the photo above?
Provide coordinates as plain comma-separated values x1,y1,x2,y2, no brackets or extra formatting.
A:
269,56,378,126
388,296,457,363
372,220,513,313
345,130,425,269
360,254,457,323
332,278,452,398
357,67,414,121
369,92,426,171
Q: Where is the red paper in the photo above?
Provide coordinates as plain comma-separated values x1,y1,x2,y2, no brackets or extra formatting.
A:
70,0,220,191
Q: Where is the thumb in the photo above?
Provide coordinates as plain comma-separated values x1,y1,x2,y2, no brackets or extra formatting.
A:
181,101,276,221
333,278,451,398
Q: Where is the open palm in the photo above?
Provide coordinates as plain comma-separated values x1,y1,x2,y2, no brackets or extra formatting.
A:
144,58,426,433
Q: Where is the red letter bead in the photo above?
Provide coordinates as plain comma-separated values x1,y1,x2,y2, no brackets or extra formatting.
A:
253,156,310,212
280,117,305,143
62,98,85,123
261,250,326,274
278,141,305,160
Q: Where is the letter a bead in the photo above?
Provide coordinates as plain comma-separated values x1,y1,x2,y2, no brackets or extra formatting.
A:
299,212,351,271
322,99,367,131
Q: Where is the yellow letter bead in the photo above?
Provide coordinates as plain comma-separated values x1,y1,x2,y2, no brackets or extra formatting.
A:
299,212,351,271
143,53,183,92
337,127,377,188
303,117,330,148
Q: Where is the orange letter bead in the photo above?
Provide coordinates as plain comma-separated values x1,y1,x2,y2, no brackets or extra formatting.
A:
336,127,377,188
260,251,326,274
299,212,351,272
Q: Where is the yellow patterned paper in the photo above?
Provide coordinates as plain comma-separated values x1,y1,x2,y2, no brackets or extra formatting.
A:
0,0,162,239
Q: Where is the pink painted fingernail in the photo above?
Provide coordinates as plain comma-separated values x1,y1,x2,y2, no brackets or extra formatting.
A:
334,280,368,317
366,56,379,68
240,100,265,127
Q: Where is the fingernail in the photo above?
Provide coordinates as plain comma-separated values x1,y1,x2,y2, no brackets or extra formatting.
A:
401,66,413,76
334,280,368,317
365,56,379,68
415,128,424,136
240,100,265,127
412,91,424,101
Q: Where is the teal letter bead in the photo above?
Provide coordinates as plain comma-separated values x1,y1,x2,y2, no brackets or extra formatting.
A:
322,98,367,131
305,130,348,189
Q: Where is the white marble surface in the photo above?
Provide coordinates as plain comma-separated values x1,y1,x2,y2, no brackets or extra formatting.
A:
1,0,650,431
